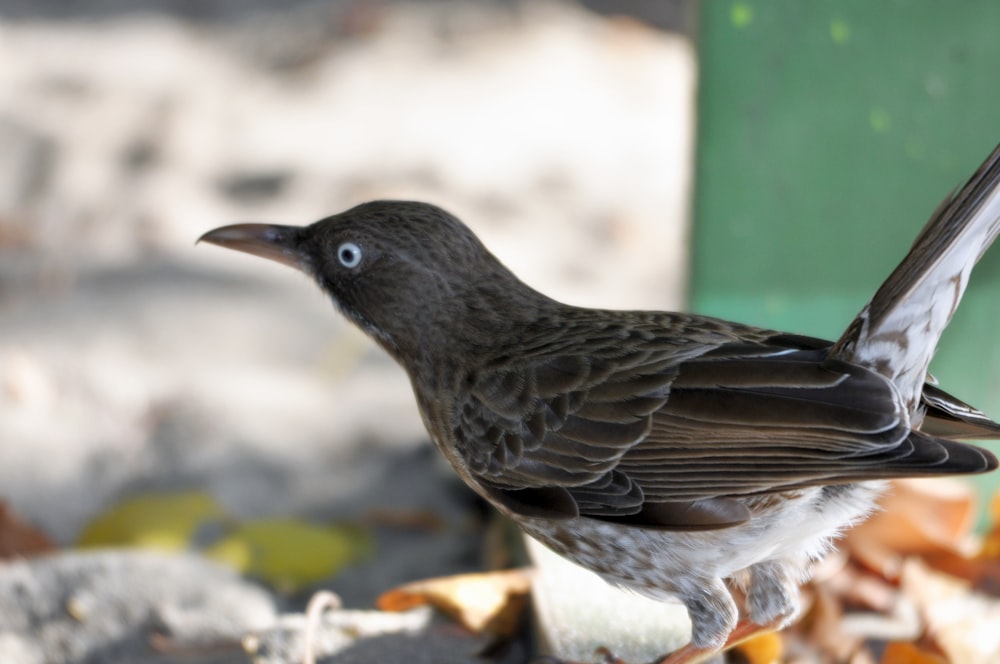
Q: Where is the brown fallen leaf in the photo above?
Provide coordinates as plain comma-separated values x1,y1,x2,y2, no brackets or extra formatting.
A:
880,641,947,664
774,481,1000,664
731,630,783,664
794,579,868,663
920,549,1000,595
0,501,56,559
823,561,899,614
976,489,1000,561
900,558,1000,664
845,479,979,581
957,489,1000,594
377,568,533,640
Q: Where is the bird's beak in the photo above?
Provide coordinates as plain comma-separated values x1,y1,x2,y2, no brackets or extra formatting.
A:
197,223,307,270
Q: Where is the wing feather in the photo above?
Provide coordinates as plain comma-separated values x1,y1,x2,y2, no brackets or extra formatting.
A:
452,326,997,530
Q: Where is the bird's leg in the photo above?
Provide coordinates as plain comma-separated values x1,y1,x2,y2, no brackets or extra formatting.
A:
651,578,738,664
657,567,797,664
588,578,738,664
744,559,802,628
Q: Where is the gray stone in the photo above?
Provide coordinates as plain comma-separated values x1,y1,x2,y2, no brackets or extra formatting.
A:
0,549,276,664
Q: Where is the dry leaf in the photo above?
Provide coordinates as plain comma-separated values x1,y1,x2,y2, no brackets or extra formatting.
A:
779,481,1000,663
797,580,867,662
845,479,979,580
880,641,947,664
900,559,1000,664
824,562,898,613
732,630,783,664
847,533,906,581
919,550,1000,594
977,488,1000,561
0,501,55,559
377,568,533,639
76,490,227,551
205,519,372,593
962,488,1000,594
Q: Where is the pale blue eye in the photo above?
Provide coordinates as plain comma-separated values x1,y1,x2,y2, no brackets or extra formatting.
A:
337,242,362,268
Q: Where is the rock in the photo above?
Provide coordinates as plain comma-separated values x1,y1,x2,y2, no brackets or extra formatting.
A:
245,605,491,664
0,549,276,664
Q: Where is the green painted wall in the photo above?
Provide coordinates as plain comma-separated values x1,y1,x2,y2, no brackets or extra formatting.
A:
691,0,1000,498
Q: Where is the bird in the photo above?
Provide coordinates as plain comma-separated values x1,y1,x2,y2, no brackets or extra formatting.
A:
199,143,1000,662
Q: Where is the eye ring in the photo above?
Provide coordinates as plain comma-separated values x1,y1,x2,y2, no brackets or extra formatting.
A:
337,242,362,269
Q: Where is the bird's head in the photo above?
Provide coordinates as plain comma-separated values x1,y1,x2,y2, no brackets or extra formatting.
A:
199,200,549,371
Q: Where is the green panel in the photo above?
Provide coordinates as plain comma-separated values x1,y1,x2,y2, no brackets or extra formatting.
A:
692,0,1000,501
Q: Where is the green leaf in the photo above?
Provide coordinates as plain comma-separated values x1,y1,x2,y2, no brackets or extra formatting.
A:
204,518,373,592
76,491,228,550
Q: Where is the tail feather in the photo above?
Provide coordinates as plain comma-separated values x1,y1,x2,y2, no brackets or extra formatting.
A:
921,383,1000,439
831,144,1000,418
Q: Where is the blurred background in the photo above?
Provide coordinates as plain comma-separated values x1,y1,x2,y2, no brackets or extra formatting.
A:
1,0,1000,659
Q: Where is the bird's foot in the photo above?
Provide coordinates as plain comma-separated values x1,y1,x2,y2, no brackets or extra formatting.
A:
530,647,626,664
656,618,776,664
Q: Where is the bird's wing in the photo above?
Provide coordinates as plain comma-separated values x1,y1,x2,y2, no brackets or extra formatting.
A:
619,349,993,502
455,334,996,530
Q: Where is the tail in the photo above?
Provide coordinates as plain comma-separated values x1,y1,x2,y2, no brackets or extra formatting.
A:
830,144,1000,420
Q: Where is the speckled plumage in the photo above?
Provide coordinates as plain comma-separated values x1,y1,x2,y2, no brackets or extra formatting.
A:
200,144,1000,657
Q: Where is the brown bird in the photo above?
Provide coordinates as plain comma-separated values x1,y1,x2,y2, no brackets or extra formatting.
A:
200,144,1000,662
